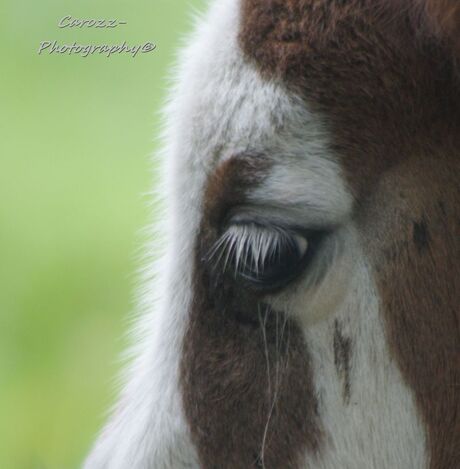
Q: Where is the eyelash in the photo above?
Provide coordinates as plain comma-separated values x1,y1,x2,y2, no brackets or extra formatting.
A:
206,222,312,290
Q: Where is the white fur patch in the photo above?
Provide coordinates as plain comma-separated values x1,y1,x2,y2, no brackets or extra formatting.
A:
275,231,428,469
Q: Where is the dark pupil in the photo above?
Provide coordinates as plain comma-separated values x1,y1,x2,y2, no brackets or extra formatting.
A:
235,235,304,286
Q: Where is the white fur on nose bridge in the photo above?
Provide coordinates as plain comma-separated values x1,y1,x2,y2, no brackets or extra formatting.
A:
301,251,427,469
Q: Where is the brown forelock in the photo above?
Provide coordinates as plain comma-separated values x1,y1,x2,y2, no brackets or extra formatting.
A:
239,1,460,467
180,155,322,469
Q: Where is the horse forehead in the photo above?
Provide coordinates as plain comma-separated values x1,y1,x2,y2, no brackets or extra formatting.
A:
181,0,401,196
179,0,364,183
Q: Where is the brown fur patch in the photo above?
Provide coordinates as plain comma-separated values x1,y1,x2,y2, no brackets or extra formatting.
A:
412,217,431,254
384,1,460,75
239,0,460,197
180,156,322,469
359,152,460,468
405,1,460,55
239,1,460,467
427,0,460,49
333,320,352,405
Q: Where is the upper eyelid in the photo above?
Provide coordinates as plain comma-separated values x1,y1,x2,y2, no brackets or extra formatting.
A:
224,205,336,233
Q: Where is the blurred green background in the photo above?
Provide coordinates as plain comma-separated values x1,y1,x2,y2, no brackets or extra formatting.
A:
0,1,204,467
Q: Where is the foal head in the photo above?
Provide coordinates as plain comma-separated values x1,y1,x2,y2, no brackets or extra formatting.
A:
85,1,460,468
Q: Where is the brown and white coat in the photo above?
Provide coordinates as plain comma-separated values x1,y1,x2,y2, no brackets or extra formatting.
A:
85,1,460,468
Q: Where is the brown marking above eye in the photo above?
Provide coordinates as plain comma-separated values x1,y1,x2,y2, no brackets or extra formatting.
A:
202,154,271,229
333,319,352,406
412,217,431,254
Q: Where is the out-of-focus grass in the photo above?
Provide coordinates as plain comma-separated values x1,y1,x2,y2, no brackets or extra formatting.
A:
0,1,205,467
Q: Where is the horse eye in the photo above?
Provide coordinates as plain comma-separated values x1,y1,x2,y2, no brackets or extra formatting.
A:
209,222,315,291
235,229,308,289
